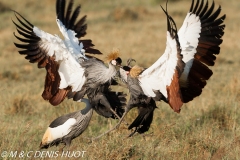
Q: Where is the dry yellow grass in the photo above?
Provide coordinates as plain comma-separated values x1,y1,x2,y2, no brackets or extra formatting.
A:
0,0,240,159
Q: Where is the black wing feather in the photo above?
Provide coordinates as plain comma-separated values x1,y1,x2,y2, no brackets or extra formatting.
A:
65,0,74,28
12,11,49,67
55,0,102,54
180,0,226,103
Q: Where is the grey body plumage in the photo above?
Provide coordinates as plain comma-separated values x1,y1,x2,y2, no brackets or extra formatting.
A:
68,57,125,119
40,98,93,149
82,58,118,88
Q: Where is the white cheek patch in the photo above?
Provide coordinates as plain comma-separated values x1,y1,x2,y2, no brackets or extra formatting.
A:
111,60,117,66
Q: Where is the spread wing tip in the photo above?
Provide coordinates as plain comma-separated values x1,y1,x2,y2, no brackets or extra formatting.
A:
12,10,34,28
160,4,178,40
180,0,226,103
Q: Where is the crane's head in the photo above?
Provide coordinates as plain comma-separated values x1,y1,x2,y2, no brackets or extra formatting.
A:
121,65,144,78
106,49,122,66
121,66,131,74
120,59,142,79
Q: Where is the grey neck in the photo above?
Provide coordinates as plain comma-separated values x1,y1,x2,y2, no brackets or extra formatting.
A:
80,98,92,114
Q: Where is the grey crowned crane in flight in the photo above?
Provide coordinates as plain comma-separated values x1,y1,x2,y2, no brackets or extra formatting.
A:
12,0,126,147
97,0,226,138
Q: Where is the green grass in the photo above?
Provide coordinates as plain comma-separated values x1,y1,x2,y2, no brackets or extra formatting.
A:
0,0,240,159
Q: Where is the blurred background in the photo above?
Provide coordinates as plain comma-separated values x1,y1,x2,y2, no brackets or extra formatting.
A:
0,0,239,159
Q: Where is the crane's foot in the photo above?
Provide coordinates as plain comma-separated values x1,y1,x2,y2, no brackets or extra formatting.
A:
128,128,138,137
59,145,66,152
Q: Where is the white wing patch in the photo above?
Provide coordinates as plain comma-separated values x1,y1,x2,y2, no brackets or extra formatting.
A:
139,31,178,98
33,19,87,92
178,13,201,87
56,19,86,60
33,26,68,61
50,118,76,141
43,118,76,143
58,57,86,92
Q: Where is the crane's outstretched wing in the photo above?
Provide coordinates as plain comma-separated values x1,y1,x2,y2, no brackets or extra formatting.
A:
56,0,102,55
178,0,226,102
12,11,74,106
12,0,101,106
138,7,185,113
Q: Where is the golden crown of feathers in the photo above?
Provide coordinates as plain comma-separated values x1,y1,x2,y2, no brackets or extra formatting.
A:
130,65,144,78
106,48,120,62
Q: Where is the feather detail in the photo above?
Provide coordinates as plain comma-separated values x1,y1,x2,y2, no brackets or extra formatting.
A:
41,57,71,106
166,69,183,113
130,65,144,78
56,19,86,60
41,118,76,146
106,48,120,62
178,0,225,103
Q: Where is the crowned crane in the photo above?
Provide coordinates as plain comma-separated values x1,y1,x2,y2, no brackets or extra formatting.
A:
12,0,127,147
96,0,226,138
66,50,124,119
12,0,125,120
12,0,99,105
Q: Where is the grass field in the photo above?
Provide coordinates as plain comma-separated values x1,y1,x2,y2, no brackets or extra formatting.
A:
0,0,240,159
